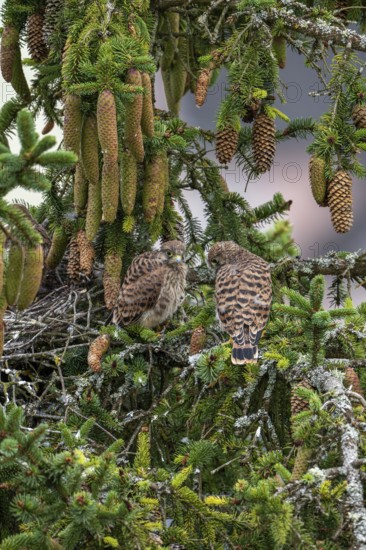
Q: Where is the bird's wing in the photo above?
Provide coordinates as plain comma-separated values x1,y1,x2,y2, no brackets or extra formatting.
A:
113,267,165,326
123,252,164,286
215,261,272,342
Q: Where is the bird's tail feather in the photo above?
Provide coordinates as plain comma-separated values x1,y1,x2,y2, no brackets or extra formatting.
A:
231,326,262,365
232,342,257,365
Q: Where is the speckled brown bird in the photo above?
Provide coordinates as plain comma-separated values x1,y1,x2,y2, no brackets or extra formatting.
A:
208,241,272,364
112,241,187,328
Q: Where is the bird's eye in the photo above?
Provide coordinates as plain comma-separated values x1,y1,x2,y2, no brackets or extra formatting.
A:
211,258,217,264
166,251,173,257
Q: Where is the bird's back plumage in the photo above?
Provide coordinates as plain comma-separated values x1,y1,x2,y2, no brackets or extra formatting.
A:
210,242,272,364
112,241,187,328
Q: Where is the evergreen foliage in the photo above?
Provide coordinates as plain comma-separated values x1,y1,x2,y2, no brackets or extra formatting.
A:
2,0,366,548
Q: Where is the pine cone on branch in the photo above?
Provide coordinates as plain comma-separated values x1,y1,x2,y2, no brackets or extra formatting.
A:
76,230,95,277
345,367,364,398
103,252,122,310
88,334,110,372
27,13,48,62
215,127,239,165
43,0,64,45
252,113,276,173
0,26,19,82
195,67,212,107
291,379,312,416
291,447,312,481
352,104,366,128
189,326,207,355
328,170,353,233
67,237,80,283
309,155,327,207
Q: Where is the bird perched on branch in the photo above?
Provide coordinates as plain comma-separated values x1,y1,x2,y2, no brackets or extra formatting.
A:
113,240,187,328
208,241,272,364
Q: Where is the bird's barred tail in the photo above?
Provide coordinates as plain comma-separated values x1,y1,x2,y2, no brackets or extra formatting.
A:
231,328,262,365
232,342,258,364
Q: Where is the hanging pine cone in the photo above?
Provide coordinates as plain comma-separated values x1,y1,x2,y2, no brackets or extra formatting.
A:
88,334,110,372
273,36,286,69
5,245,25,306
291,379,312,416
121,150,138,216
17,246,44,311
143,151,167,222
0,26,19,82
42,119,54,135
85,176,102,242
63,94,82,156
141,72,154,138
291,447,312,481
27,13,48,62
252,113,276,173
46,226,68,269
103,252,122,310
189,326,207,355
309,155,327,206
345,367,364,397
352,103,366,128
43,0,64,45
67,237,80,282
195,67,212,107
97,90,118,166
328,170,353,233
215,126,239,165
125,70,144,162
76,230,95,276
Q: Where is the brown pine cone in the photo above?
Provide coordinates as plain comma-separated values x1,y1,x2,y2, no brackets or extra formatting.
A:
252,113,276,173
189,326,207,355
27,13,48,62
345,366,364,397
291,447,312,481
88,334,110,372
352,103,366,128
0,26,19,82
328,170,353,233
67,237,80,282
43,0,64,45
42,119,55,135
291,379,312,416
103,252,122,310
195,67,212,107
215,126,239,165
76,229,95,277
309,155,327,207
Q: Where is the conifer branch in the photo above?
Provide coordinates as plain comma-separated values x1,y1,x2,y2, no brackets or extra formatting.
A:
311,365,366,548
279,251,366,279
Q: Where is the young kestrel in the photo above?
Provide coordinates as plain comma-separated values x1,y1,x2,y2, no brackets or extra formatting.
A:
112,241,187,328
208,241,272,364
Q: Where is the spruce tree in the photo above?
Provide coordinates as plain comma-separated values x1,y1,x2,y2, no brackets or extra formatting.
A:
2,1,366,548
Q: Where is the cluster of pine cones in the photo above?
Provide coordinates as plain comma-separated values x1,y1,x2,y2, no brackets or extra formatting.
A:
309,157,353,234
0,230,45,356
60,71,164,310
214,109,276,172
309,102,366,234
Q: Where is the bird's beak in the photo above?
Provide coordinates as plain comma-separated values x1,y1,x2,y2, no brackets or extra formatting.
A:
173,254,182,263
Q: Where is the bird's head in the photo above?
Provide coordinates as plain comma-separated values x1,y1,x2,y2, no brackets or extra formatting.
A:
160,240,186,266
208,241,246,269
